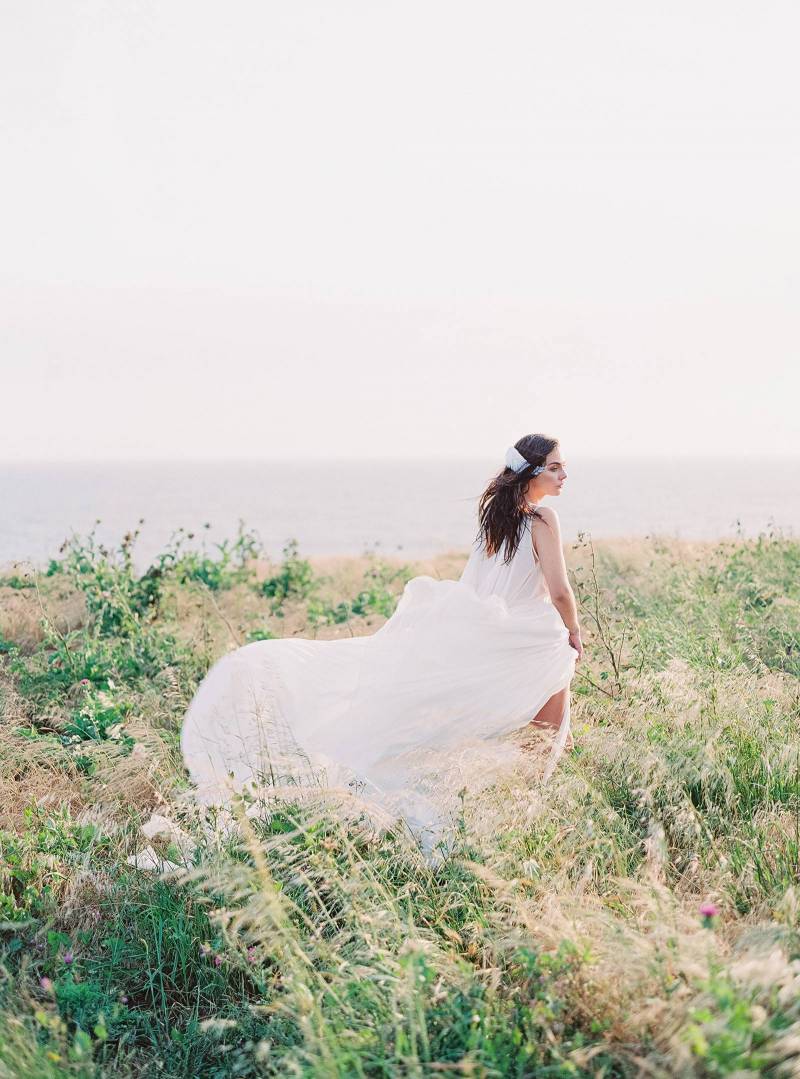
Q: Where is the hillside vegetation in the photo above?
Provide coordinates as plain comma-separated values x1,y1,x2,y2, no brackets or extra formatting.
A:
0,522,798,1077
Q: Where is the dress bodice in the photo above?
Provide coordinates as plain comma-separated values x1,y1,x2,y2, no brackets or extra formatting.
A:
459,514,550,611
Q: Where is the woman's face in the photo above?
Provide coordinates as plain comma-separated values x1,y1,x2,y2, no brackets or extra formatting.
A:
527,446,567,500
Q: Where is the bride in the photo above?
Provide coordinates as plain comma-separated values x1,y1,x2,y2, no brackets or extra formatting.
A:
180,433,583,835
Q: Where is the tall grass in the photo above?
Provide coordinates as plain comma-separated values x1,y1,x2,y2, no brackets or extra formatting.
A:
0,525,798,1076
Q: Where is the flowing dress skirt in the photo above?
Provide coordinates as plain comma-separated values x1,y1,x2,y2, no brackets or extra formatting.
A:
180,573,578,836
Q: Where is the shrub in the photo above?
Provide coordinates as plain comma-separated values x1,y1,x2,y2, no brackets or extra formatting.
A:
260,539,318,614
168,521,263,592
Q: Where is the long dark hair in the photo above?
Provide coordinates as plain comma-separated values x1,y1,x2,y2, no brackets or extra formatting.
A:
475,433,559,564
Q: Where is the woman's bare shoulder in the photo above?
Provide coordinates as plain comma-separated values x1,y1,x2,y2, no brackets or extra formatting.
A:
529,506,561,562
531,505,560,529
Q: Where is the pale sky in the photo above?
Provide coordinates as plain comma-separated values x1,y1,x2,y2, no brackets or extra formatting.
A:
2,1,798,461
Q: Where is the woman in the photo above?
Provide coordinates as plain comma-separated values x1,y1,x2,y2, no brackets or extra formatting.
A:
180,433,582,835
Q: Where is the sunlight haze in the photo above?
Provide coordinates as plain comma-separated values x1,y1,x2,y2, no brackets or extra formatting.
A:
2,1,798,461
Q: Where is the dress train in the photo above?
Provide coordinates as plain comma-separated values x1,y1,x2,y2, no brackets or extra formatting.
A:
180,515,577,837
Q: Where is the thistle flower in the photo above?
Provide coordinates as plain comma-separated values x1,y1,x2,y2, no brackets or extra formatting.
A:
700,901,720,929
63,950,74,966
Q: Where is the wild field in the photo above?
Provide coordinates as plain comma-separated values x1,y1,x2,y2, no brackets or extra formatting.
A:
0,522,798,1078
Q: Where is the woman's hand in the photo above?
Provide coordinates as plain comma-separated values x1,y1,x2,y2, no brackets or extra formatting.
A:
568,627,583,662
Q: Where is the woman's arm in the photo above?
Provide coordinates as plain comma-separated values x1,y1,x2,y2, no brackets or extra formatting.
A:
531,508,583,658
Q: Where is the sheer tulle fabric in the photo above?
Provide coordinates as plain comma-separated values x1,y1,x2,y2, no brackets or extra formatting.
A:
181,514,577,836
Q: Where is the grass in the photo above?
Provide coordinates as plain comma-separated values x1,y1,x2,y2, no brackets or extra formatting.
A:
0,522,798,1076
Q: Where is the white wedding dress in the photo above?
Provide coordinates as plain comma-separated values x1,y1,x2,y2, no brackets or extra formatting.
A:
181,513,577,838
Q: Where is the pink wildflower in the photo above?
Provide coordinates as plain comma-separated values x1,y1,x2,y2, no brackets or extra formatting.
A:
699,902,720,918
39,977,53,992
214,954,223,967
63,950,74,966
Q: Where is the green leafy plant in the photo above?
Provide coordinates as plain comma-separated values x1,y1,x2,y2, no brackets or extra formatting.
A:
260,539,318,614
168,520,263,592
307,558,413,627
0,807,104,922
0,573,35,590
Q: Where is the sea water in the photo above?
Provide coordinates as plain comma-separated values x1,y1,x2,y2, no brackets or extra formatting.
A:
1,457,797,571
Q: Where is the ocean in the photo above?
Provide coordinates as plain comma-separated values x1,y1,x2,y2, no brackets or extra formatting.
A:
1,457,797,571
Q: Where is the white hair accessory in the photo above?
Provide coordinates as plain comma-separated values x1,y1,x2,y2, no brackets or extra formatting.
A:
505,446,545,475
